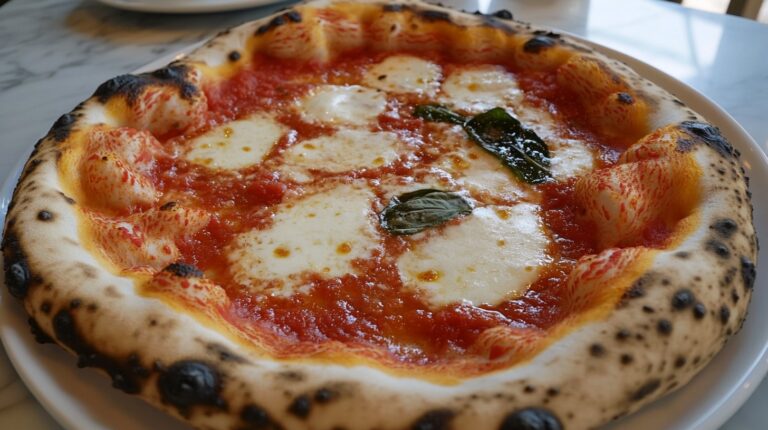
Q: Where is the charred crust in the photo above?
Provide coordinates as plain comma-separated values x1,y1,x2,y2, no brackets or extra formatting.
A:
671,289,695,310
163,262,204,278
227,51,241,62
674,356,687,368
69,298,82,309
741,256,756,290
256,11,301,35
205,342,247,363
285,10,302,22
620,354,634,365
382,3,404,12
719,305,731,324
412,409,455,430
37,210,53,221
589,343,605,357
58,191,76,205
706,239,731,259
418,9,451,22
693,302,707,319
241,404,283,430
631,379,661,401
711,218,738,238
491,9,513,20
523,36,556,54
2,232,32,299
28,317,53,344
314,387,338,404
617,92,634,104
287,394,312,419
93,65,196,105
277,370,305,382
499,407,562,430
656,319,672,335
157,360,225,415
41,300,52,314
678,121,736,158
616,329,631,341
159,201,177,211
48,112,79,142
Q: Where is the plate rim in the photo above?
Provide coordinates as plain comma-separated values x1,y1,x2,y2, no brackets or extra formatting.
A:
95,0,290,14
1,23,767,430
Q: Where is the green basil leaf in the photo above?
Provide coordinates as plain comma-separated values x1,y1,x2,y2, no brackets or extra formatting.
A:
413,104,467,125
379,189,473,235
464,107,552,184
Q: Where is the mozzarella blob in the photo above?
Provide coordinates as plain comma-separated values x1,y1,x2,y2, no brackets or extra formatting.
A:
439,66,523,113
300,85,387,126
282,129,402,174
363,55,442,95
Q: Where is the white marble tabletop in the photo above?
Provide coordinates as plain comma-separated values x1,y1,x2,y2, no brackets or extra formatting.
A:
0,0,766,429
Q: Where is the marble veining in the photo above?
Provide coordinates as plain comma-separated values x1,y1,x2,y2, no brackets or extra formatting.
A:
0,0,767,429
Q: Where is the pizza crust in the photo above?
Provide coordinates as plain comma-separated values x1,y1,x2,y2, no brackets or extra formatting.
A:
2,1,757,429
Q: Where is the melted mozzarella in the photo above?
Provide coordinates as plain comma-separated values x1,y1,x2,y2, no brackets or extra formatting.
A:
549,138,595,180
363,55,442,95
184,115,284,170
228,184,379,294
439,66,523,113
282,129,401,175
300,85,387,126
397,204,548,307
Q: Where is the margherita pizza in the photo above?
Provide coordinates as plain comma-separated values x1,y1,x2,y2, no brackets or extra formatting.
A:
2,1,757,429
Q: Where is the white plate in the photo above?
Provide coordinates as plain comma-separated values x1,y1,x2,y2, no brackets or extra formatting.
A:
96,0,292,14
1,31,767,430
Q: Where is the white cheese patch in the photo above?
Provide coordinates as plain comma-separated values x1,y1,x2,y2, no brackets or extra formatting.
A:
439,66,523,113
282,129,401,174
300,85,387,126
363,55,442,95
228,184,380,294
184,114,284,170
397,203,548,307
549,139,595,180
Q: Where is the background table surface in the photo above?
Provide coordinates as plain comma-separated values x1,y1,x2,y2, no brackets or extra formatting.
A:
0,0,766,428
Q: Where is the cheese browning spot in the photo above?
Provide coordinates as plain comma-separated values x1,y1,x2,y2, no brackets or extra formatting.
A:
274,247,290,258
417,270,441,282
336,242,352,254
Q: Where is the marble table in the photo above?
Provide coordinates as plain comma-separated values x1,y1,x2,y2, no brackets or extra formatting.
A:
0,0,766,428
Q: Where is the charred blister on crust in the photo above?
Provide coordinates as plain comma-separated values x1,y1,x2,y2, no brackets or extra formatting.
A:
418,9,452,22
228,51,242,62
678,121,737,158
313,387,338,404
719,305,731,324
499,407,563,430
241,404,284,430
741,256,756,290
2,232,32,299
164,262,204,278
656,319,672,335
589,343,605,357
287,394,312,419
37,210,53,221
523,36,556,54
48,112,81,142
706,239,731,259
383,3,405,12
491,9,513,20
157,360,226,415
93,65,196,105
693,302,707,319
617,92,634,104
28,317,53,344
256,11,302,35
204,342,247,363
671,289,695,310
711,218,738,238
412,409,455,430
630,379,661,401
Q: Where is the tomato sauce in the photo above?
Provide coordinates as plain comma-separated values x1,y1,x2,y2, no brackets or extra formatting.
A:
151,51,635,370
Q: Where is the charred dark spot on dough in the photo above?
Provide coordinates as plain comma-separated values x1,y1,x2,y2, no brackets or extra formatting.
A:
58,191,76,205
93,65,196,104
678,121,736,158
589,343,605,357
228,50,241,62
2,232,32,299
48,112,79,142
693,302,706,319
546,387,559,397
40,300,52,314
36,210,53,221
256,11,301,35
160,201,177,211
382,3,404,12
674,356,687,368
314,387,338,404
741,256,756,290
285,10,302,22
631,379,661,401
719,305,731,324
277,370,305,382
53,309,144,394
711,218,738,238
412,409,455,430
76,263,98,279
28,317,53,344
241,404,283,430
491,9,513,20
164,262,204,278
204,342,247,363
642,305,655,314
499,407,562,430
158,360,225,415
616,328,631,341
620,354,634,365
706,239,731,259
671,288,694,310
523,36,556,53
287,394,311,419
617,92,634,104
418,9,451,22
657,319,672,335
69,298,82,309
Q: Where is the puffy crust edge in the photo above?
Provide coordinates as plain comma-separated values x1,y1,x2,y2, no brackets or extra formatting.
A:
2,1,757,429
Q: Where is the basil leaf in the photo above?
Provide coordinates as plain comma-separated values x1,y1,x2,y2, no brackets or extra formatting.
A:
464,107,552,184
380,189,473,235
413,104,466,125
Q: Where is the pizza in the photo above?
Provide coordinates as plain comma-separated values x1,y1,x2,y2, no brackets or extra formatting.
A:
2,1,757,429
